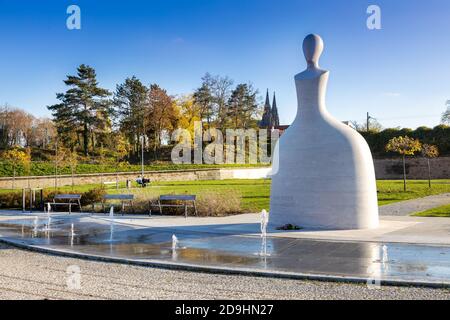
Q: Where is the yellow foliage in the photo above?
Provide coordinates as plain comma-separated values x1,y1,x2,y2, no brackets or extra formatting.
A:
422,144,439,158
2,147,31,165
385,136,422,156
114,134,130,160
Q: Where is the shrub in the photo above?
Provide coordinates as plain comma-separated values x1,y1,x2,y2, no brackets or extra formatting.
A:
0,192,22,209
80,188,107,206
196,191,242,217
41,188,106,210
133,190,242,216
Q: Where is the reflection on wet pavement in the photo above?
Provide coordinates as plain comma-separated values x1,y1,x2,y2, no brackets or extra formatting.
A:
0,214,449,285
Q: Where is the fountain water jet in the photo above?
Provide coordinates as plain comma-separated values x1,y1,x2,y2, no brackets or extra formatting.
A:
109,206,114,243
258,210,270,258
171,234,179,260
260,209,269,238
32,216,38,237
172,234,179,250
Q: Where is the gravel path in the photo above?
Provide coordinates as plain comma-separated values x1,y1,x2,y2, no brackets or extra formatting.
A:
380,193,450,216
0,243,448,300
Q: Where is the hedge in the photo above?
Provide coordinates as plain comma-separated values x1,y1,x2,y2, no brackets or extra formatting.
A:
0,162,268,178
360,125,450,157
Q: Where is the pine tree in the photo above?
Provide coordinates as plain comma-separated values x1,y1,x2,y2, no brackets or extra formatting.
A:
227,84,259,129
193,83,214,126
48,64,112,155
113,76,148,155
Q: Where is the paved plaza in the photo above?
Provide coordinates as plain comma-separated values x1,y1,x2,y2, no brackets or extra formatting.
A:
0,242,449,300
1,209,450,289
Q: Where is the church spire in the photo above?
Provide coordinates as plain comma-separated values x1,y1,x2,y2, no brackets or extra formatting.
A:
265,89,270,107
271,92,280,127
259,89,272,128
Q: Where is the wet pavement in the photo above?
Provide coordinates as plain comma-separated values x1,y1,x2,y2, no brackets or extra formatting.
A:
0,212,449,286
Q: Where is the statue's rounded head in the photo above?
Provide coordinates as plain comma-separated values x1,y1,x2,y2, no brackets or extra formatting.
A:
303,34,323,68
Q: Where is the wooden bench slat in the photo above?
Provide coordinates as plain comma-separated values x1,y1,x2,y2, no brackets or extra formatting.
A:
54,194,82,199
160,195,196,201
103,194,134,200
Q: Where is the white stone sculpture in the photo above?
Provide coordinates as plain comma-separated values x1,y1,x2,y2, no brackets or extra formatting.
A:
269,34,379,230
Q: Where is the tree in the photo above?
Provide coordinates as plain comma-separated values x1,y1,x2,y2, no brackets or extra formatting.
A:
386,136,422,191
421,144,439,188
350,118,383,133
200,73,234,129
146,84,179,159
193,83,214,126
442,100,450,125
2,147,31,189
61,149,79,188
0,105,36,147
113,76,148,156
226,83,259,129
49,139,67,190
32,118,56,149
113,134,130,162
176,95,201,139
48,64,112,156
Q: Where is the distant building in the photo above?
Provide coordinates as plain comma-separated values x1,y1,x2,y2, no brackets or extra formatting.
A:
259,89,281,130
259,91,358,135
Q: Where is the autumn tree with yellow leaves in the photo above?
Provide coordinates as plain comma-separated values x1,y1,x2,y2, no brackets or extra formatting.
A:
386,136,422,191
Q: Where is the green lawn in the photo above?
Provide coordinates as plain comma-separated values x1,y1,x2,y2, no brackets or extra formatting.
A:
376,180,450,206
7,179,448,213
412,204,450,218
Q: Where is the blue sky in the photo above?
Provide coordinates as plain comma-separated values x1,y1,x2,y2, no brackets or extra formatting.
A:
0,0,449,129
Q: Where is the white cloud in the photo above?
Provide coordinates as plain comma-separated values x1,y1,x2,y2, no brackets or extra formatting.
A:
382,92,401,97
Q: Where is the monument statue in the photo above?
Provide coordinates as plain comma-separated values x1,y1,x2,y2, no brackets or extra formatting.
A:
269,34,379,230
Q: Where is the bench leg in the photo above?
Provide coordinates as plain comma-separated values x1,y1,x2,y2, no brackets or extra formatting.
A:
158,200,162,215
69,203,72,214
22,189,26,213
184,203,188,218
193,201,198,216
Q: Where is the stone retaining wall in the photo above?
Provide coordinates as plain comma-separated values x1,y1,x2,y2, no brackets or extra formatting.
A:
0,157,448,189
0,168,272,189
374,157,450,180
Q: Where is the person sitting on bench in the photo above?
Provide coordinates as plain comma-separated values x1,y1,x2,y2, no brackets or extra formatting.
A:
136,176,150,187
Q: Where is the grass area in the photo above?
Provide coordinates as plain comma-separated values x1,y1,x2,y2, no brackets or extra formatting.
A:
412,205,450,218
3,179,448,213
376,180,450,205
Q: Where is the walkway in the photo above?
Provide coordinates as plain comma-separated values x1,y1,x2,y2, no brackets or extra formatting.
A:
380,193,450,216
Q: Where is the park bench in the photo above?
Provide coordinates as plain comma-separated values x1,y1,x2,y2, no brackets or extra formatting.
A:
150,195,197,218
46,194,82,214
93,194,134,215
103,181,119,189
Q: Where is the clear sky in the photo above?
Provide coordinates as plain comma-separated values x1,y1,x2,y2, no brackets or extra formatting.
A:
0,0,449,129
